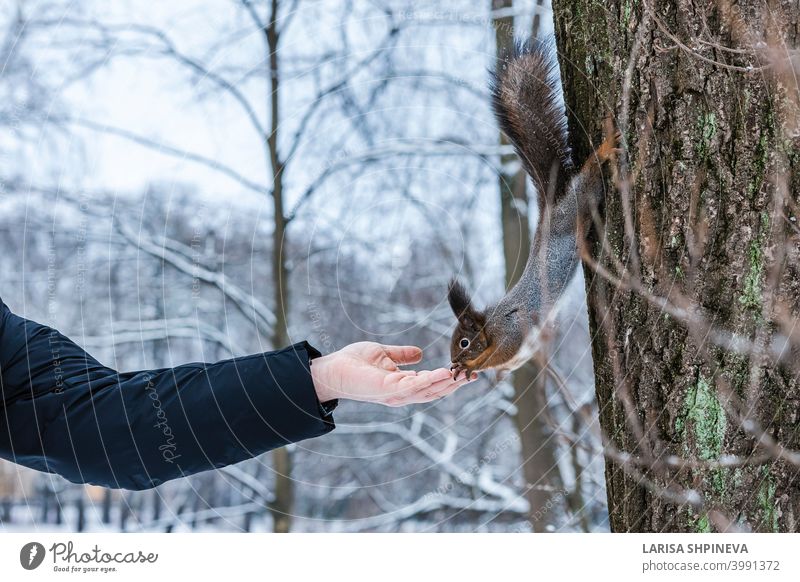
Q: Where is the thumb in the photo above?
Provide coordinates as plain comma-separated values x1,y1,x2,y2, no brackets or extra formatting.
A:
381,344,423,365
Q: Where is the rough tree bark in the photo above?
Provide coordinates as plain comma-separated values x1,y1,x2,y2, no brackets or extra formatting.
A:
553,0,800,531
493,0,563,531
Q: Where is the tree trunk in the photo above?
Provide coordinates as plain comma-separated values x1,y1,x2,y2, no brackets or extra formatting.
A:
553,0,800,531
493,0,563,532
265,0,293,534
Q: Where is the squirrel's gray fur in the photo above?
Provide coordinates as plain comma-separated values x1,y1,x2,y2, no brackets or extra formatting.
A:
448,38,617,379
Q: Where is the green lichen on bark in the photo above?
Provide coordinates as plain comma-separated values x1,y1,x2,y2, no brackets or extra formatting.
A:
739,212,771,313
694,513,712,533
748,132,769,197
686,507,713,532
748,107,775,198
757,468,779,532
696,112,718,162
622,0,638,27
676,377,733,530
722,353,752,397
675,375,726,461
739,240,765,311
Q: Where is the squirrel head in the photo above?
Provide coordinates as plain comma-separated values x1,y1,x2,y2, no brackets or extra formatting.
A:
447,279,490,379
447,278,541,379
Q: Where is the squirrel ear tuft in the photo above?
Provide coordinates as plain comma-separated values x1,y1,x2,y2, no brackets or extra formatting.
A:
448,278,484,327
447,278,471,316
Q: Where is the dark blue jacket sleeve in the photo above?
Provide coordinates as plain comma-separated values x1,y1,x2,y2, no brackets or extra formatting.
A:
0,299,336,490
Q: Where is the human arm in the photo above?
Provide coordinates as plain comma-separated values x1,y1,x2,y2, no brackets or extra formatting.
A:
0,299,472,490
0,299,336,490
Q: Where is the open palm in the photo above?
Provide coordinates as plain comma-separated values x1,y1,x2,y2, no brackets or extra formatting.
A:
311,342,476,406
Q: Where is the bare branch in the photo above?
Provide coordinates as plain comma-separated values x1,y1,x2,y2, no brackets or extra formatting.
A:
68,117,269,196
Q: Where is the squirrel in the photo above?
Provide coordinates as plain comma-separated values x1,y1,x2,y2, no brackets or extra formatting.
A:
448,38,619,380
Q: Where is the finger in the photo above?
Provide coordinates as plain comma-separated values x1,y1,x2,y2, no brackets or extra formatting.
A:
391,368,451,396
436,371,477,394
420,373,472,395
381,344,423,366
404,368,452,391
417,383,461,403
404,372,477,404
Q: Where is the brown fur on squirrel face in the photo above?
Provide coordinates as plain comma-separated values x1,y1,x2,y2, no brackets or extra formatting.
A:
447,279,535,379
447,38,619,380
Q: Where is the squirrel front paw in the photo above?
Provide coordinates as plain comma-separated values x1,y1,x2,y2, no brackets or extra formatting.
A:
450,362,471,381
596,129,622,162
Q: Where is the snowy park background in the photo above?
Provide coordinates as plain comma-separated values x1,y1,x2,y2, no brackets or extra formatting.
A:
0,0,606,532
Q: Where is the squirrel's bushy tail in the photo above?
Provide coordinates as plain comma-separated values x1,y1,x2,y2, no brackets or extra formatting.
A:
491,39,574,205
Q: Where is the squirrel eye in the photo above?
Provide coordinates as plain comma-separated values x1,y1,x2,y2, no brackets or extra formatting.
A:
459,338,470,349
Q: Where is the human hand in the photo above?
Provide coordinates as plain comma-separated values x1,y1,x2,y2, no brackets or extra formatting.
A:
310,342,477,407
